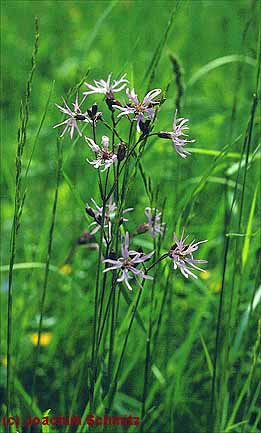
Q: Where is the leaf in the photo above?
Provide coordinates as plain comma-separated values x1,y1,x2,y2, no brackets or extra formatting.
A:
120,284,147,334
0,262,70,279
144,3,179,89
151,364,166,385
188,55,255,86
233,285,261,354
14,377,42,418
242,185,258,269
187,147,260,160
83,0,119,56
42,409,52,433
200,334,213,377
62,170,88,216
224,420,247,432
24,81,55,181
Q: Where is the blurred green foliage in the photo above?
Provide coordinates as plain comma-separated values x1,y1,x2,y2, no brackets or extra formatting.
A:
1,1,260,432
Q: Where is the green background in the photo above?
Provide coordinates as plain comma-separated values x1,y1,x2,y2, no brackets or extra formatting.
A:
1,1,260,432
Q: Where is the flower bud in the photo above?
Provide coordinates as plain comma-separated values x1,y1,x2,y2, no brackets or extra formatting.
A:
117,142,126,162
106,96,121,112
87,103,98,118
137,223,149,234
107,251,117,260
158,131,171,139
87,103,102,122
78,231,91,245
140,119,151,136
91,103,98,116
85,206,96,218
75,114,88,121
119,217,125,226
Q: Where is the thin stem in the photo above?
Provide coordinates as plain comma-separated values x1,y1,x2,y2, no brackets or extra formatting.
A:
92,122,103,199
105,133,149,202
102,118,124,143
31,137,63,406
106,283,144,412
146,253,169,272
140,237,157,431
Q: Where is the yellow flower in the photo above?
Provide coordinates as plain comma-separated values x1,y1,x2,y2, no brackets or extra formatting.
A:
201,270,211,280
210,281,222,293
30,332,53,346
59,264,72,275
1,356,7,367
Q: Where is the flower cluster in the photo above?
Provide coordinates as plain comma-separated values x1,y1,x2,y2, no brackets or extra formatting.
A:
53,73,195,160
54,72,207,290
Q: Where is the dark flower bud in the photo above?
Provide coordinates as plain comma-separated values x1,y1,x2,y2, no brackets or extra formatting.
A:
85,206,96,218
75,114,87,121
87,103,102,122
91,103,98,116
106,96,122,112
137,223,149,234
78,231,92,245
96,215,102,225
87,103,98,118
117,142,126,162
107,251,117,260
158,131,171,139
140,119,151,136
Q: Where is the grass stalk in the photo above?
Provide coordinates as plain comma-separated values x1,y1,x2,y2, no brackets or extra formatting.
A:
6,18,39,429
31,135,63,404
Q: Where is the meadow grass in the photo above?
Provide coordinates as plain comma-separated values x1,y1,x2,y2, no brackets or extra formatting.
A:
1,1,260,433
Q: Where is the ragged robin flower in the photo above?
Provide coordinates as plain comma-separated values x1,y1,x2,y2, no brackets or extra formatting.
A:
113,88,162,133
86,197,133,241
158,110,195,158
53,94,89,139
103,232,154,291
144,207,165,238
168,230,207,279
86,135,117,171
83,73,129,98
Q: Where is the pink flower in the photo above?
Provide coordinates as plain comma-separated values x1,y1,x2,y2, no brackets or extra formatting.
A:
158,110,195,158
103,232,154,291
83,73,128,98
169,230,207,279
86,135,117,171
113,88,161,132
86,197,133,241
53,95,89,139
144,207,165,238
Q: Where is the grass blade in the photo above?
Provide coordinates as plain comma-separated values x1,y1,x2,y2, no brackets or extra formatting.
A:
188,55,255,86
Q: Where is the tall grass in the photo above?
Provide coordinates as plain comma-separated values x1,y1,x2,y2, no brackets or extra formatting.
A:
1,2,260,433
6,18,39,431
